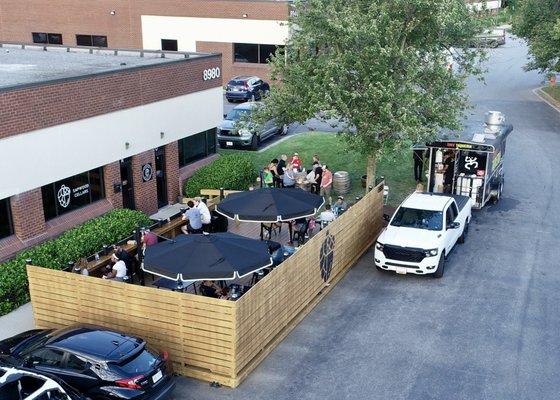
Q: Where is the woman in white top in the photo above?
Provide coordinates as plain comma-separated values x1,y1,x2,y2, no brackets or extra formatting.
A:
103,254,127,281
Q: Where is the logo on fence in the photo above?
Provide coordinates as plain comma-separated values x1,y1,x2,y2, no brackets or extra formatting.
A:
319,231,335,282
57,185,71,208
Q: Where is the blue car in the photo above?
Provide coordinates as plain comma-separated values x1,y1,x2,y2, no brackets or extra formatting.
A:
225,76,270,103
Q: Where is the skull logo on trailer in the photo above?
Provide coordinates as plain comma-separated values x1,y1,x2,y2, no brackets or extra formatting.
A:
319,231,335,282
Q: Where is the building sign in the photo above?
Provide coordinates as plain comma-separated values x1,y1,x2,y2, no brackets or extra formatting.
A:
203,67,221,81
142,163,153,182
42,168,105,220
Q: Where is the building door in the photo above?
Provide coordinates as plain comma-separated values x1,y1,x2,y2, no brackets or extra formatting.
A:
120,158,135,210
155,147,168,208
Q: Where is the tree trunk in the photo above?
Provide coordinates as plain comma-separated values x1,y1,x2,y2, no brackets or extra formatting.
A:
366,154,377,193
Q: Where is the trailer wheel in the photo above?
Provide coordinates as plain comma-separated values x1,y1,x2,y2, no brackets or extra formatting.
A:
433,253,445,278
493,180,503,204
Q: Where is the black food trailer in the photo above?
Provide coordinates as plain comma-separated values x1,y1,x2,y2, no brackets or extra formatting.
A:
416,111,513,209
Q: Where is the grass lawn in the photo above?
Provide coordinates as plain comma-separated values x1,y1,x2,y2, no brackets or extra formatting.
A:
218,132,417,206
543,85,560,103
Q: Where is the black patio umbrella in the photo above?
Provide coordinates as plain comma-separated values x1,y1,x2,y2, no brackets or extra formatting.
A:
142,232,273,281
216,188,324,222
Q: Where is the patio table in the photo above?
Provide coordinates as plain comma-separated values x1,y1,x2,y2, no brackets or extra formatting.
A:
153,277,198,293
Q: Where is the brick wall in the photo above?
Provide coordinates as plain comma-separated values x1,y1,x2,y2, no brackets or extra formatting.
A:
10,189,46,241
196,41,273,83
0,55,221,140
164,142,181,204
131,150,158,215
103,162,123,209
0,0,290,48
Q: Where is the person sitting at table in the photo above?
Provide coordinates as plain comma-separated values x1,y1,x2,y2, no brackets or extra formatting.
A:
103,254,127,281
73,257,89,276
283,163,296,188
332,196,348,216
319,204,336,227
181,201,203,234
200,280,227,299
141,228,158,248
194,197,212,232
115,245,134,274
263,167,274,187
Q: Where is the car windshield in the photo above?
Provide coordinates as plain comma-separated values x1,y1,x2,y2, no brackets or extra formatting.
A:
390,207,443,231
225,108,252,121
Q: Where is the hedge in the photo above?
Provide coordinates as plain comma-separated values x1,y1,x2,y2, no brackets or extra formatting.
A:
183,154,258,198
0,208,152,316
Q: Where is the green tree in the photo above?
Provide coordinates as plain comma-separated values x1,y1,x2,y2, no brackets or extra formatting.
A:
513,0,560,72
259,0,484,189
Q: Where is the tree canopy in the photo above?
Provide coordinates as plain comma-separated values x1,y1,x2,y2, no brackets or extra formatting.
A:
258,0,485,184
513,0,560,73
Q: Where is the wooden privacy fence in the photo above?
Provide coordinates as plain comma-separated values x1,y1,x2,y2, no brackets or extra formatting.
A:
27,182,384,387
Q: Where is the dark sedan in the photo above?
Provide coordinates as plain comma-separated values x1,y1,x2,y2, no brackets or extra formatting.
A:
0,325,175,400
225,76,270,102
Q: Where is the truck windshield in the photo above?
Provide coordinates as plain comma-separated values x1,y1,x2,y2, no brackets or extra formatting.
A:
390,207,443,231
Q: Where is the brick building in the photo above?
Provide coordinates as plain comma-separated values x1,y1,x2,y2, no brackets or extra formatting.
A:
0,43,222,261
0,0,293,83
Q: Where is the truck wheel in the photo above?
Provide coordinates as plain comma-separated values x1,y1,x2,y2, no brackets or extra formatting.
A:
433,253,445,278
493,181,503,204
458,222,469,244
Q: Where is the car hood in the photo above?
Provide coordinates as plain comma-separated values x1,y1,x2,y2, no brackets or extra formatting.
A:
378,226,443,250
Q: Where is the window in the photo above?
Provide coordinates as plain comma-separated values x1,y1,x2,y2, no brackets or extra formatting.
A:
234,43,285,64
0,198,13,240
29,348,64,367
66,353,89,371
32,32,63,45
76,34,107,47
178,129,217,167
41,168,105,220
161,39,178,51
445,207,457,228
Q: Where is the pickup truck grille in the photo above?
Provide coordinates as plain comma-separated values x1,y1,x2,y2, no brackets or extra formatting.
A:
383,245,425,262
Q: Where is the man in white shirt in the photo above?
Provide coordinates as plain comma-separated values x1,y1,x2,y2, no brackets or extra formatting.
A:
103,254,127,281
195,197,212,232
319,204,336,229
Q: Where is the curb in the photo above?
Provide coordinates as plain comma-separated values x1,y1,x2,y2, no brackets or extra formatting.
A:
533,87,560,113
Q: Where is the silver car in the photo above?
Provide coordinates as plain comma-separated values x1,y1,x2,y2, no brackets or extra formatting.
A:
216,102,287,150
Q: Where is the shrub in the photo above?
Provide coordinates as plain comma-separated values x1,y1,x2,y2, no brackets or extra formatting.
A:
183,154,258,197
0,208,152,316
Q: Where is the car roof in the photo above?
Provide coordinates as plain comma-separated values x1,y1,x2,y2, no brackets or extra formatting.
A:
229,75,258,81
233,102,259,110
46,324,144,362
401,192,451,211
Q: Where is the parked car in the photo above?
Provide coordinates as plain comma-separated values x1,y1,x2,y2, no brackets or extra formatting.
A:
374,192,472,278
0,365,88,400
216,102,287,150
225,76,270,102
471,29,506,48
0,325,175,400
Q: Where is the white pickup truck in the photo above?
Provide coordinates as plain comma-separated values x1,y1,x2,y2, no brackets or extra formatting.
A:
374,192,472,278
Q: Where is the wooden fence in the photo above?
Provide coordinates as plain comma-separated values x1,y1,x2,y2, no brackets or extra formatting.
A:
27,182,384,387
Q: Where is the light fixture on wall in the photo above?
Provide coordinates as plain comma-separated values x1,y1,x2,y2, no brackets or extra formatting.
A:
242,13,248,18
160,131,165,139
110,10,116,15
125,142,130,149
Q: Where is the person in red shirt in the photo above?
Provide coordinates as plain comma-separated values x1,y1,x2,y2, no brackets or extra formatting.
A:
291,153,302,171
320,164,333,204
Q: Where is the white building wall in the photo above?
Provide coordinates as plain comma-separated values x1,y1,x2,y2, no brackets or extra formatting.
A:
0,87,223,199
468,1,502,11
141,16,289,51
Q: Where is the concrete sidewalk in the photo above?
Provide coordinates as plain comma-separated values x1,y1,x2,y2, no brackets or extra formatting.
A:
0,303,35,340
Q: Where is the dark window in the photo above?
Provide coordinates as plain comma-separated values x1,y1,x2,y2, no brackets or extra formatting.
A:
66,353,89,371
234,43,285,64
76,34,107,47
41,168,105,220
161,39,178,51
234,43,258,63
0,198,13,240
178,129,217,167
32,32,62,45
29,348,64,367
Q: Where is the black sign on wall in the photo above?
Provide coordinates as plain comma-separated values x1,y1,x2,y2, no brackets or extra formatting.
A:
142,163,153,182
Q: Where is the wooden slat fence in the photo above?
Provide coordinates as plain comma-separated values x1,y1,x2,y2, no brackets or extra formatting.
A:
27,181,384,388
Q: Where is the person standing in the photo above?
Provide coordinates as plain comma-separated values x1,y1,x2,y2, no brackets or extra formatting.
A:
312,154,321,171
194,197,212,232
263,167,274,187
181,201,203,234
291,153,302,171
320,164,333,204
277,155,287,187
413,148,425,183
443,151,455,193
312,164,323,194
